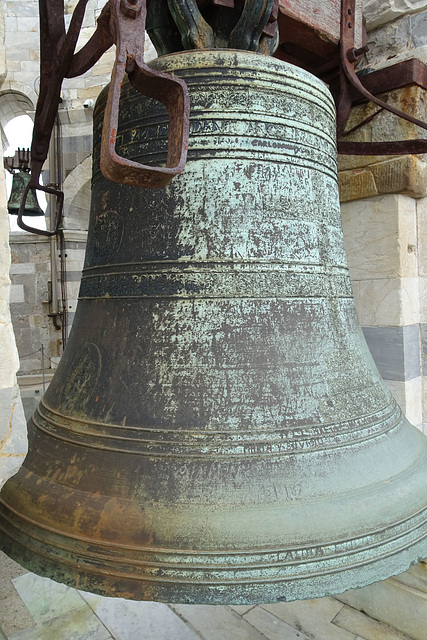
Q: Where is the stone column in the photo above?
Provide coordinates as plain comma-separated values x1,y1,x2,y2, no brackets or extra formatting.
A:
338,84,427,433
0,1,27,489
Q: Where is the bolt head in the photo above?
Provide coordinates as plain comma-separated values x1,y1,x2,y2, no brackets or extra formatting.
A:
120,0,141,19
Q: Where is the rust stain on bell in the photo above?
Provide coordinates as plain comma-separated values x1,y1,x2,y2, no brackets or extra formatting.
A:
0,51,426,604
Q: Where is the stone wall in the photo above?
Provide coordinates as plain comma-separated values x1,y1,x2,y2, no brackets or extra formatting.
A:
336,3,427,637
364,0,427,31
337,4,427,432
9,234,60,374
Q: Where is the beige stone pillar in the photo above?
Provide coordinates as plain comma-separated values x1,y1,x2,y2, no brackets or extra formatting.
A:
0,2,27,489
339,88,427,433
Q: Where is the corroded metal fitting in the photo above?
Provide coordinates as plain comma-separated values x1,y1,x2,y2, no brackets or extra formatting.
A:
120,0,142,19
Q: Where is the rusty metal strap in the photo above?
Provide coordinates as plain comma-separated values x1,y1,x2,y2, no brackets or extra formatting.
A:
101,0,189,188
18,0,90,236
20,0,190,236
338,139,427,155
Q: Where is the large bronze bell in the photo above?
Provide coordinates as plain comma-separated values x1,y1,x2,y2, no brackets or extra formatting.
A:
1,51,426,604
7,170,44,217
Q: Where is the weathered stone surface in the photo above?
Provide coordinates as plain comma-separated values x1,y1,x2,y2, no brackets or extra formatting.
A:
341,195,417,280
0,385,27,490
411,9,427,45
339,168,378,202
333,604,415,640
416,196,427,277
418,275,427,323
8,235,60,375
338,85,427,175
0,81,27,488
261,600,356,640
356,10,427,70
364,0,427,30
386,377,424,429
358,277,420,326
371,156,427,197
336,567,427,640
339,157,427,203
171,604,267,640
362,324,421,382
365,12,412,56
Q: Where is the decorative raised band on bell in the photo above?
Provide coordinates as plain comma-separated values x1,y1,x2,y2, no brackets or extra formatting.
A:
0,51,426,605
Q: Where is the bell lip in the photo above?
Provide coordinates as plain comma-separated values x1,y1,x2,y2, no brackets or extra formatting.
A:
1,524,427,604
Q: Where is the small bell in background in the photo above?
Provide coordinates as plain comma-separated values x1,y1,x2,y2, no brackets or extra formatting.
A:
4,148,44,217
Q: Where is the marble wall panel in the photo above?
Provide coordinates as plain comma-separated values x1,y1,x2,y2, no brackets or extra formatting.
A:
362,324,421,381
341,195,417,281
417,277,427,323
358,277,420,326
416,196,427,277
384,377,423,429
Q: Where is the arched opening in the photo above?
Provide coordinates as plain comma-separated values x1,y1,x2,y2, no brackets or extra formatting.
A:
3,114,47,232
63,156,92,231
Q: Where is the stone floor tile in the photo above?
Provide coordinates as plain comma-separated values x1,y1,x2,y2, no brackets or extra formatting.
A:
0,592,35,637
170,604,267,640
7,605,111,640
262,601,358,640
243,604,311,639
81,593,201,640
13,573,87,624
230,604,257,615
268,597,344,622
0,552,28,600
333,604,414,640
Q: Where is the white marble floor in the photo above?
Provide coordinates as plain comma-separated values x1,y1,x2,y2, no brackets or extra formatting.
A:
0,552,414,640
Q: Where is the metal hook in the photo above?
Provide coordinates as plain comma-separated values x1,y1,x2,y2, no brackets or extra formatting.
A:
167,0,215,49
17,167,63,238
229,0,277,51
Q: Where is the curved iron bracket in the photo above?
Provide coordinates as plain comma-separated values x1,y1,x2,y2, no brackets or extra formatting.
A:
229,0,277,51
17,0,89,235
101,0,190,188
337,0,427,155
20,0,191,235
17,172,63,238
168,0,215,49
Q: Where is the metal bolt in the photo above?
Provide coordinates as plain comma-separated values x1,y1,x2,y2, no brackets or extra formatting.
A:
346,45,369,63
120,0,141,19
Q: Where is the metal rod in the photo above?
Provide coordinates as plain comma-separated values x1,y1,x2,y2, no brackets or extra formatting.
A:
48,120,60,323
41,344,46,393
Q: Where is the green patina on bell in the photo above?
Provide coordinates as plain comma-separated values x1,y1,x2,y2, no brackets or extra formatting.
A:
0,50,426,604
7,170,44,217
